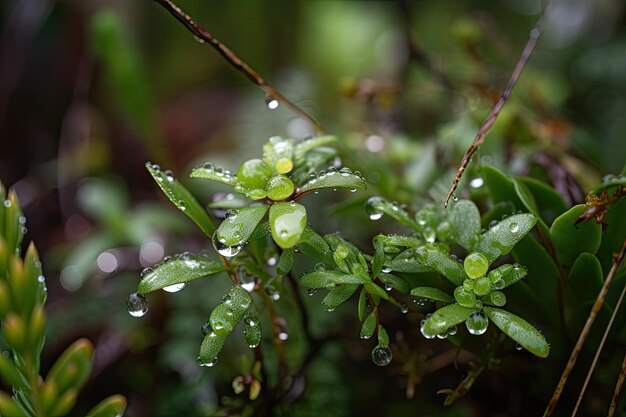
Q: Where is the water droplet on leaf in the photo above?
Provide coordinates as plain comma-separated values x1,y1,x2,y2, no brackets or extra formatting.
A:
163,283,187,293
371,345,393,366
465,312,489,335
127,292,149,317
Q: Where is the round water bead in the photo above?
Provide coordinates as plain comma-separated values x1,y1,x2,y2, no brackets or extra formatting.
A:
465,312,489,335
237,159,272,190
365,196,385,220
275,157,293,174
464,252,489,279
127,292,149,317
371,345,393,366
266,175,295,201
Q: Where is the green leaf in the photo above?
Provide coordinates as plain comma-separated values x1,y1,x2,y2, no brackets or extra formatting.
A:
198,331,227,366
481,201,516,228
481,164,523,207
277,248,294,276
517,177,567,225
597,197,626,273
589,174,626,194
550,204,602,268
446,199,481,251
269,202,307,249
249,220,271,241
422,304,477,336
322,284,358,311
365,197,418,231
137,253,226,294
190,163,237,186
410,286,454,303
299,270,367,288
146,163,215,237
209,286,252,337
243,304,262,348
414,244,466,285
568,253,603,304
372,237,385,277
294,135,337,161
474,213,537,265
483,307,550,358
487,263,527,290
47,339,93,395
298,169,366,193
297,227,333,266
512,178,539,217
85,395,127,417
358,289,367,321
378,326,390,347
387,247,431,273
379,273,409,293
364,282,389,300
214,205,268,247
360,312,376,339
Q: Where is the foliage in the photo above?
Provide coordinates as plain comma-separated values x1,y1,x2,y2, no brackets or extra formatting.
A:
0,183,127,417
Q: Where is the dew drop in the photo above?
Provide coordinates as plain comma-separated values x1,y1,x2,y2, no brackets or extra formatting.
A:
203,162,214,171
212,231,244,257
197,356,218,367
241,280,256,292
509,222,519,233
244,317,257,326
488,220,499,228
371,345,393,366
278,332,289,341
307,288,317,296
420,324,436,339
400,304,408,314
164,170,174,182
178,200,186,211
423,226,436,243
339,167,352,176
201,322,213,336
266,257,277,266
3,200,12,208
515,343,524,351
127,292,149,317
265,95,279,110
224,209,238,220
452,194,459,202
465,312,489,335
193,34,205,43
163,282,187,293
381,265,392,273
365,196,385,220
315,262,326,271
384,284,392,291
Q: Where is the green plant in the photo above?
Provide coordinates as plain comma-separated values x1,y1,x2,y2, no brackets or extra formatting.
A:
0,182,127,417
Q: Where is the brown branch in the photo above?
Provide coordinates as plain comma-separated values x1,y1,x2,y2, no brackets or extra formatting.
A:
543,239,626,416
571,265,626,416
608,351,626,417
152,0,325,134
444,17,544,207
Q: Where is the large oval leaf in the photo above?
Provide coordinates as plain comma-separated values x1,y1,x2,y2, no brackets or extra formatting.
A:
214,205,268,247
322,284,358,311
388,247,431,273
422,304,477,336
298,169,366,193
146,163,215,237
446,199,481,251
568,253,603,304
410,286,454,303
550,204,602,268
137,253,227,294
297,227,333,266
483,306,550,358
299,270,367,288
474,213,537,265
517,177,567,226
269,202,307,249
190,163,237,186
414,244,466,285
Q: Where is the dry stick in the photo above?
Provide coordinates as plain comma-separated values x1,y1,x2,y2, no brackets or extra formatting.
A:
571,268,626,416
543,239,626,417
608,352,626,417
152,0,325,134
444,22,543,207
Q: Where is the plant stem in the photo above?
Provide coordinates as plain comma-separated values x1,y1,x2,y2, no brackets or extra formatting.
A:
444,14,545,207
571,266,626,416
151,0,325,134
608,351,626,417
543,238,626,416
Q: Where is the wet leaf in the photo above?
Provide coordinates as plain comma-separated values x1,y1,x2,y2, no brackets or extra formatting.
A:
298,170,366,193
483,307,549,358
414,244,466,285
364,282,389,300
550,204,602,268
379,273,409,293
474,213,537,265
360,312,376,339
299,270,367,288
269,202,307,249
137,254,227,294
217,206,268,248
410,286,454,303
294,135,337,161
146,163,215,237
378,326,389,347
568,253,603,304
358,289,367,321
297,227,333,266
263,136,294,170
387,247,431,273
446,199,481,251
190,164,237,186
85,395,127,417
277,248,294,276
322,284,358,311
243,304,262,348
422,304,477,336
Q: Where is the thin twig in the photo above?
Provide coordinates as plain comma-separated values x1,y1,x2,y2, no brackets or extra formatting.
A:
151,0,325,134
543,239,626,416
608,351,626,417
571,267,626,416
444,18,544,207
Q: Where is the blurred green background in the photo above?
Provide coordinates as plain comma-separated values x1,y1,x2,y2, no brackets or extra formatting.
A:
1,0,625,416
